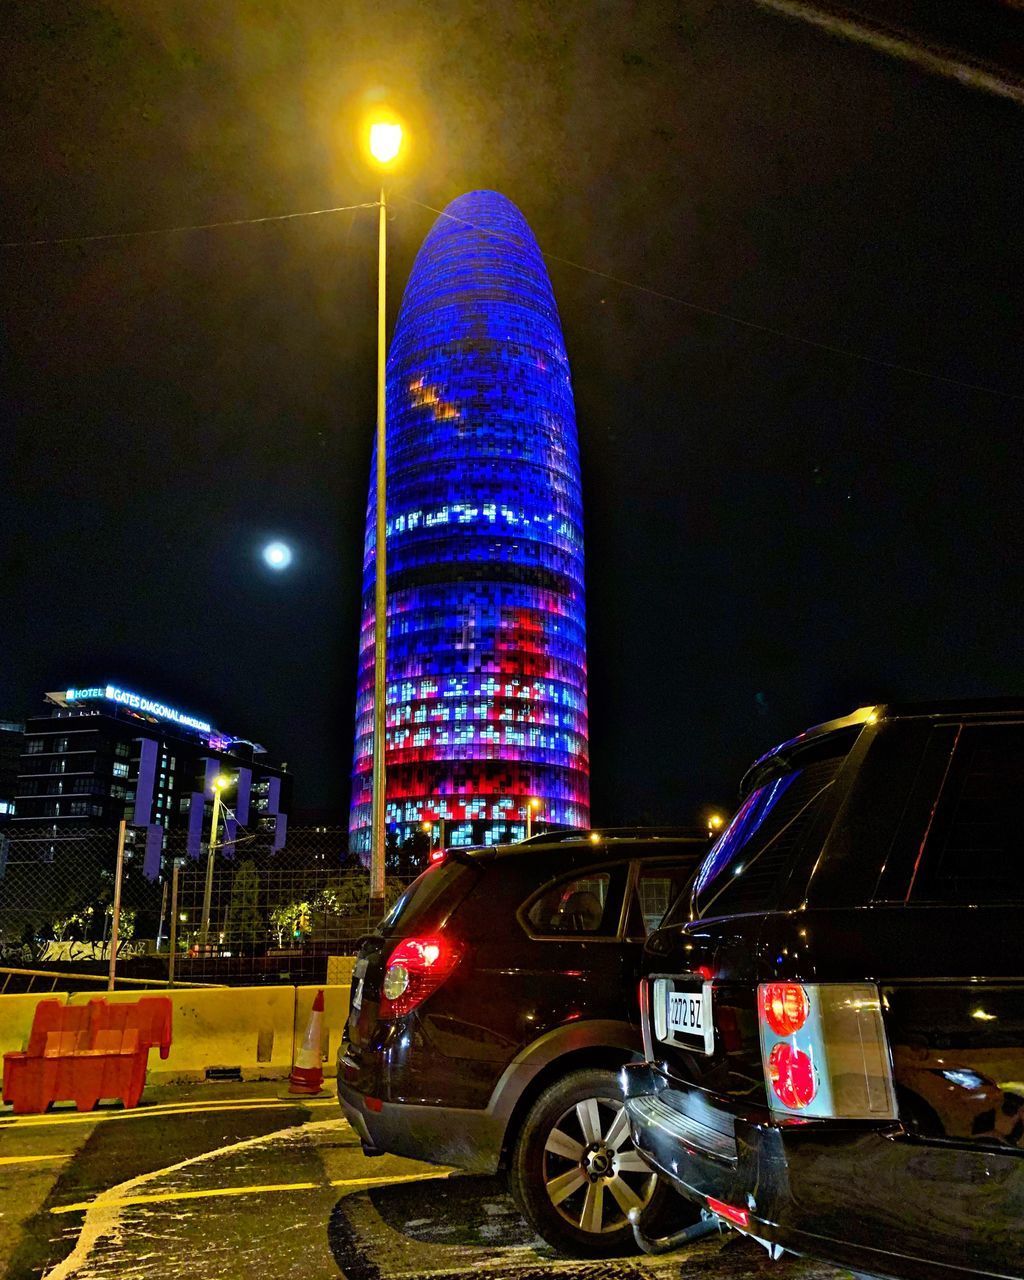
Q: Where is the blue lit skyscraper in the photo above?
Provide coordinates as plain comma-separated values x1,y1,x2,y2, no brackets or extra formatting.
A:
349,191,589,851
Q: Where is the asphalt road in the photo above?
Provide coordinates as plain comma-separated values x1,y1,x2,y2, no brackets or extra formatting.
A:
0,1083,852,1280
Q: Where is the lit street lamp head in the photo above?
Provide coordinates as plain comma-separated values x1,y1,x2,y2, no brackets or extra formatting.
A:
368,119,403,166
212,774,231,791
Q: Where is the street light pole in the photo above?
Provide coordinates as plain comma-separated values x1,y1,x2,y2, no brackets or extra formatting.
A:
371,180,388,903
200,776,228,946
526,798,539,842
365,115,403,902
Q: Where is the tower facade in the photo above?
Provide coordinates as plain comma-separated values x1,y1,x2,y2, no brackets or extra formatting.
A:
349,191,589,851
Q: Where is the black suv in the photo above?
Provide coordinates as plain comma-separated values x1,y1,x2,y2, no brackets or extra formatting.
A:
623,701,1024,1280
338,828,705,1256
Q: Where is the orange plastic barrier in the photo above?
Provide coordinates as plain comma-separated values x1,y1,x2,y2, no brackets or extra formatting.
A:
2,996,172,1113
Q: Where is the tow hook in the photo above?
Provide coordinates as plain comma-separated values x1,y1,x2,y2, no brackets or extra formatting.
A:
627,1207,723,1255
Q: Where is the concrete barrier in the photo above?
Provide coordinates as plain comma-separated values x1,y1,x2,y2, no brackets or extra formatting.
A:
0,993,69,1086
5,983,353,1084
326,955,357,986
295,985,350,1078
67,986,298,1082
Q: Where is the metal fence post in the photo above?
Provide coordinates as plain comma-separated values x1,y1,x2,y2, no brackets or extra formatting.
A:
168,858,180,987
107,819,127,991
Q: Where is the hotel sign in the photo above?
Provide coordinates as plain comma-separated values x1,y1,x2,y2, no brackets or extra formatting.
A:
64,685,213,734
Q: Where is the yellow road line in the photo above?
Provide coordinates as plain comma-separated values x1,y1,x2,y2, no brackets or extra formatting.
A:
0,1153,71,1166
51,1170,449,1215
1,1096,338,1129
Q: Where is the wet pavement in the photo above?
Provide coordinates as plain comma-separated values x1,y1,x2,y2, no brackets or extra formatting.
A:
0,1083,852,1280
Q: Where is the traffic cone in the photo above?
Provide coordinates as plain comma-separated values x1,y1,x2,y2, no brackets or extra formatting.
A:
289,989,325,1095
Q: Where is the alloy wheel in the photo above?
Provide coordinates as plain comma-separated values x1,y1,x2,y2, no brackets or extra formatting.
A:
542,1094,657,1234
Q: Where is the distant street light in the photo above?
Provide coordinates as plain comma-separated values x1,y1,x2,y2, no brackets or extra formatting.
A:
366,111,406,906
707,811,725,840
525,797,542,842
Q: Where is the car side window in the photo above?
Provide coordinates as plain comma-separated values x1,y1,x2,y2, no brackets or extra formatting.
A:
628,864,697,938
522,868,625,937
913,724,1024,905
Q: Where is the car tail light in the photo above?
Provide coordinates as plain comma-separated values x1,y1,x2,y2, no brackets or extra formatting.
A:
767,1042,817,1109
379,935,463,1018
428,847,445,864
757,982,896,1120
761,982,810,1036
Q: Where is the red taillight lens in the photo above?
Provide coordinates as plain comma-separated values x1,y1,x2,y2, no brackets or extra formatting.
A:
757,982,897,1120
761,983,810,1036
378,935,463,1018
428,847,445,864
767,1042,817,1109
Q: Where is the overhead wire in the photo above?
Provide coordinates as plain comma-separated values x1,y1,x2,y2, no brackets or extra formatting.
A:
397,195,1024,404
0,200,379,249
1,190,1020,403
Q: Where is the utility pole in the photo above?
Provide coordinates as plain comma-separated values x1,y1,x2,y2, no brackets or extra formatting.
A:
200,776,227,947
167,858,180,987
370,180,388,905
107,819,127,991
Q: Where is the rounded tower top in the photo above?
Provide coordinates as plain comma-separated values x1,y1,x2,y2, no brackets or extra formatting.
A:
389,190,566,372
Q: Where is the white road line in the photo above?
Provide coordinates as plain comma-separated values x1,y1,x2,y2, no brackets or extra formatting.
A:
41,1116,346,1280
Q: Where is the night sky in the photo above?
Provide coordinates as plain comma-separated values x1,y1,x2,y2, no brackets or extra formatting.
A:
3,2,1022,826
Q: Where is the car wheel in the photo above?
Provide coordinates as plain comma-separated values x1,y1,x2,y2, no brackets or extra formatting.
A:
508,1067,671,1257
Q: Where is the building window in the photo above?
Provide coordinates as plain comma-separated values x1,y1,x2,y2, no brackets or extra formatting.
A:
115,741,130,759
54,738,69,753
113,762,129,778
26,739,44,755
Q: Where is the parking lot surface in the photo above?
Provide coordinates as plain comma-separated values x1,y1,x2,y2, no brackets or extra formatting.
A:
0,1083,852,1280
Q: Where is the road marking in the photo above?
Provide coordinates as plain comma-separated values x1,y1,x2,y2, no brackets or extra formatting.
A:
42,1117,344,1280
0,1153,71,1166
0,1096,339,1129
51,1170,450,1214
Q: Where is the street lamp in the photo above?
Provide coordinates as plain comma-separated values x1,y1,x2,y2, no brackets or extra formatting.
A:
525,797,541,842
707,811,725,840
200,774,231,945
366,112,405,905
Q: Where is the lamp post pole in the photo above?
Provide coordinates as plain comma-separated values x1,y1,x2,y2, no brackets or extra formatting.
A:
200,779,226,946
371,182,388,903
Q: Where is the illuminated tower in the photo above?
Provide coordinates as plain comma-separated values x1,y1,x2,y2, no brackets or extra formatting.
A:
349,190,589,851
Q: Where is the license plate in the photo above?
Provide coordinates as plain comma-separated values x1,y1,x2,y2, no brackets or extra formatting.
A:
657,980,714,1054
669,990,704,1036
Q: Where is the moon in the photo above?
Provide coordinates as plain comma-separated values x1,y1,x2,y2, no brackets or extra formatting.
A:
262,541,293,571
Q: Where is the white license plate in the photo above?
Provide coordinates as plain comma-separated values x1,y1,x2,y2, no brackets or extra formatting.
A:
658,981,714,1054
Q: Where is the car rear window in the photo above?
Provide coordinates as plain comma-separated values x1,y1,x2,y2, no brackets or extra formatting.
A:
379,858,481,937
683,732,857,920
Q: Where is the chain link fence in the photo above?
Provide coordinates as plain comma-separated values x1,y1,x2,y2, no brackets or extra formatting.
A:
0,824,424,988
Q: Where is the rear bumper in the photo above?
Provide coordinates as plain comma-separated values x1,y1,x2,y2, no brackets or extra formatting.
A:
622,1063,1024,1280
337,1058,505,1174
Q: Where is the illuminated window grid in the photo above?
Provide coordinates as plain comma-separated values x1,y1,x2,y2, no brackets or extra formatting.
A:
350,191,588,852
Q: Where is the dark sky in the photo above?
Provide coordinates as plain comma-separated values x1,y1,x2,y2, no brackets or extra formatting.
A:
3,1,1022,826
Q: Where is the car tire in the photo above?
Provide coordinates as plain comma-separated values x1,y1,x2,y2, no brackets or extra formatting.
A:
508,1066,678,1257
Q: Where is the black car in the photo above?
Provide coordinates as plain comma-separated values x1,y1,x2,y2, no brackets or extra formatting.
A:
337,828,705,1256
623,701,1024,1280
